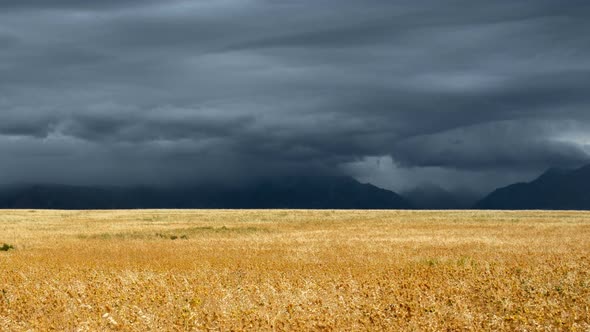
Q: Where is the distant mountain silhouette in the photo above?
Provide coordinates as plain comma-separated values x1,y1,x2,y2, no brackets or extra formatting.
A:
475,164,590,210
0,176,412,210
403,184,479,209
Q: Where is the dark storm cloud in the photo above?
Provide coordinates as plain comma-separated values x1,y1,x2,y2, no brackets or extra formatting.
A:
393,120,590,170
0,0,159,10
1,0,590,189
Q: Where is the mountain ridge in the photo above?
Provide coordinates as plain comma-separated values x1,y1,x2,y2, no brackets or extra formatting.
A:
0,176,412,210
3,164,590,210
474,164,590,210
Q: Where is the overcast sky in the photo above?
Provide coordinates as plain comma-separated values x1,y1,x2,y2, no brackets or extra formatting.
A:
1,0,590,192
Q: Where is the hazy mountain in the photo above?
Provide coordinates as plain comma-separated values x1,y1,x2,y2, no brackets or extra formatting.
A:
474,164,590,210
0,176,412,210
402,184,480,209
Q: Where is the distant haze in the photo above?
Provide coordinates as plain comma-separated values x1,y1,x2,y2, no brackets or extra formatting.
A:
1,1,590,193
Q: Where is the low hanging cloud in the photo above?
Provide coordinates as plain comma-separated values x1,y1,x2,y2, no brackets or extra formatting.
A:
1,0,589,189
393,120,590,170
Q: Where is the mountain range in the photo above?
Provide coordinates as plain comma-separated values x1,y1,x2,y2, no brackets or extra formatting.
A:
0,176,411,210
474,164,590,210
1,164,589,210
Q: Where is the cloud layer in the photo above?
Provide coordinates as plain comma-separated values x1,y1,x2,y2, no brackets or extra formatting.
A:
1,0,589,190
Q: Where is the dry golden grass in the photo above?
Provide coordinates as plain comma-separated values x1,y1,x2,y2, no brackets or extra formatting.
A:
0,209,589,331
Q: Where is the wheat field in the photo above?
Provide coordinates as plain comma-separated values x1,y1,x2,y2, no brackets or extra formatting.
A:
0,209,589,331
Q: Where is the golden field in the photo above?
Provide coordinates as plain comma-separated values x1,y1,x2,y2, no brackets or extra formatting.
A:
0,209,589,331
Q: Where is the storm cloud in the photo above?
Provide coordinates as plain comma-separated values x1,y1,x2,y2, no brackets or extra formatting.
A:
1,0,590,191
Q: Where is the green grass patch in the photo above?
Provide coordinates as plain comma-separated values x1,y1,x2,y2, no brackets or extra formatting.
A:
76,232,151,240
155,233,189,240
75,226,267,241
155,226,267,239
179,226,267,235
0,243,15,251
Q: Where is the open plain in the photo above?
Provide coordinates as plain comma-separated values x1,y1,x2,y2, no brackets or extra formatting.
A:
0,209,589,331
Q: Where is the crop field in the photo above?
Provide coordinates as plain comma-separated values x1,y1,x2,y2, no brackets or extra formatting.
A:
0,210,589,331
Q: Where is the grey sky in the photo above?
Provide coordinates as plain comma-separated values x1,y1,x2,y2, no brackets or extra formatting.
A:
1,0,589,192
